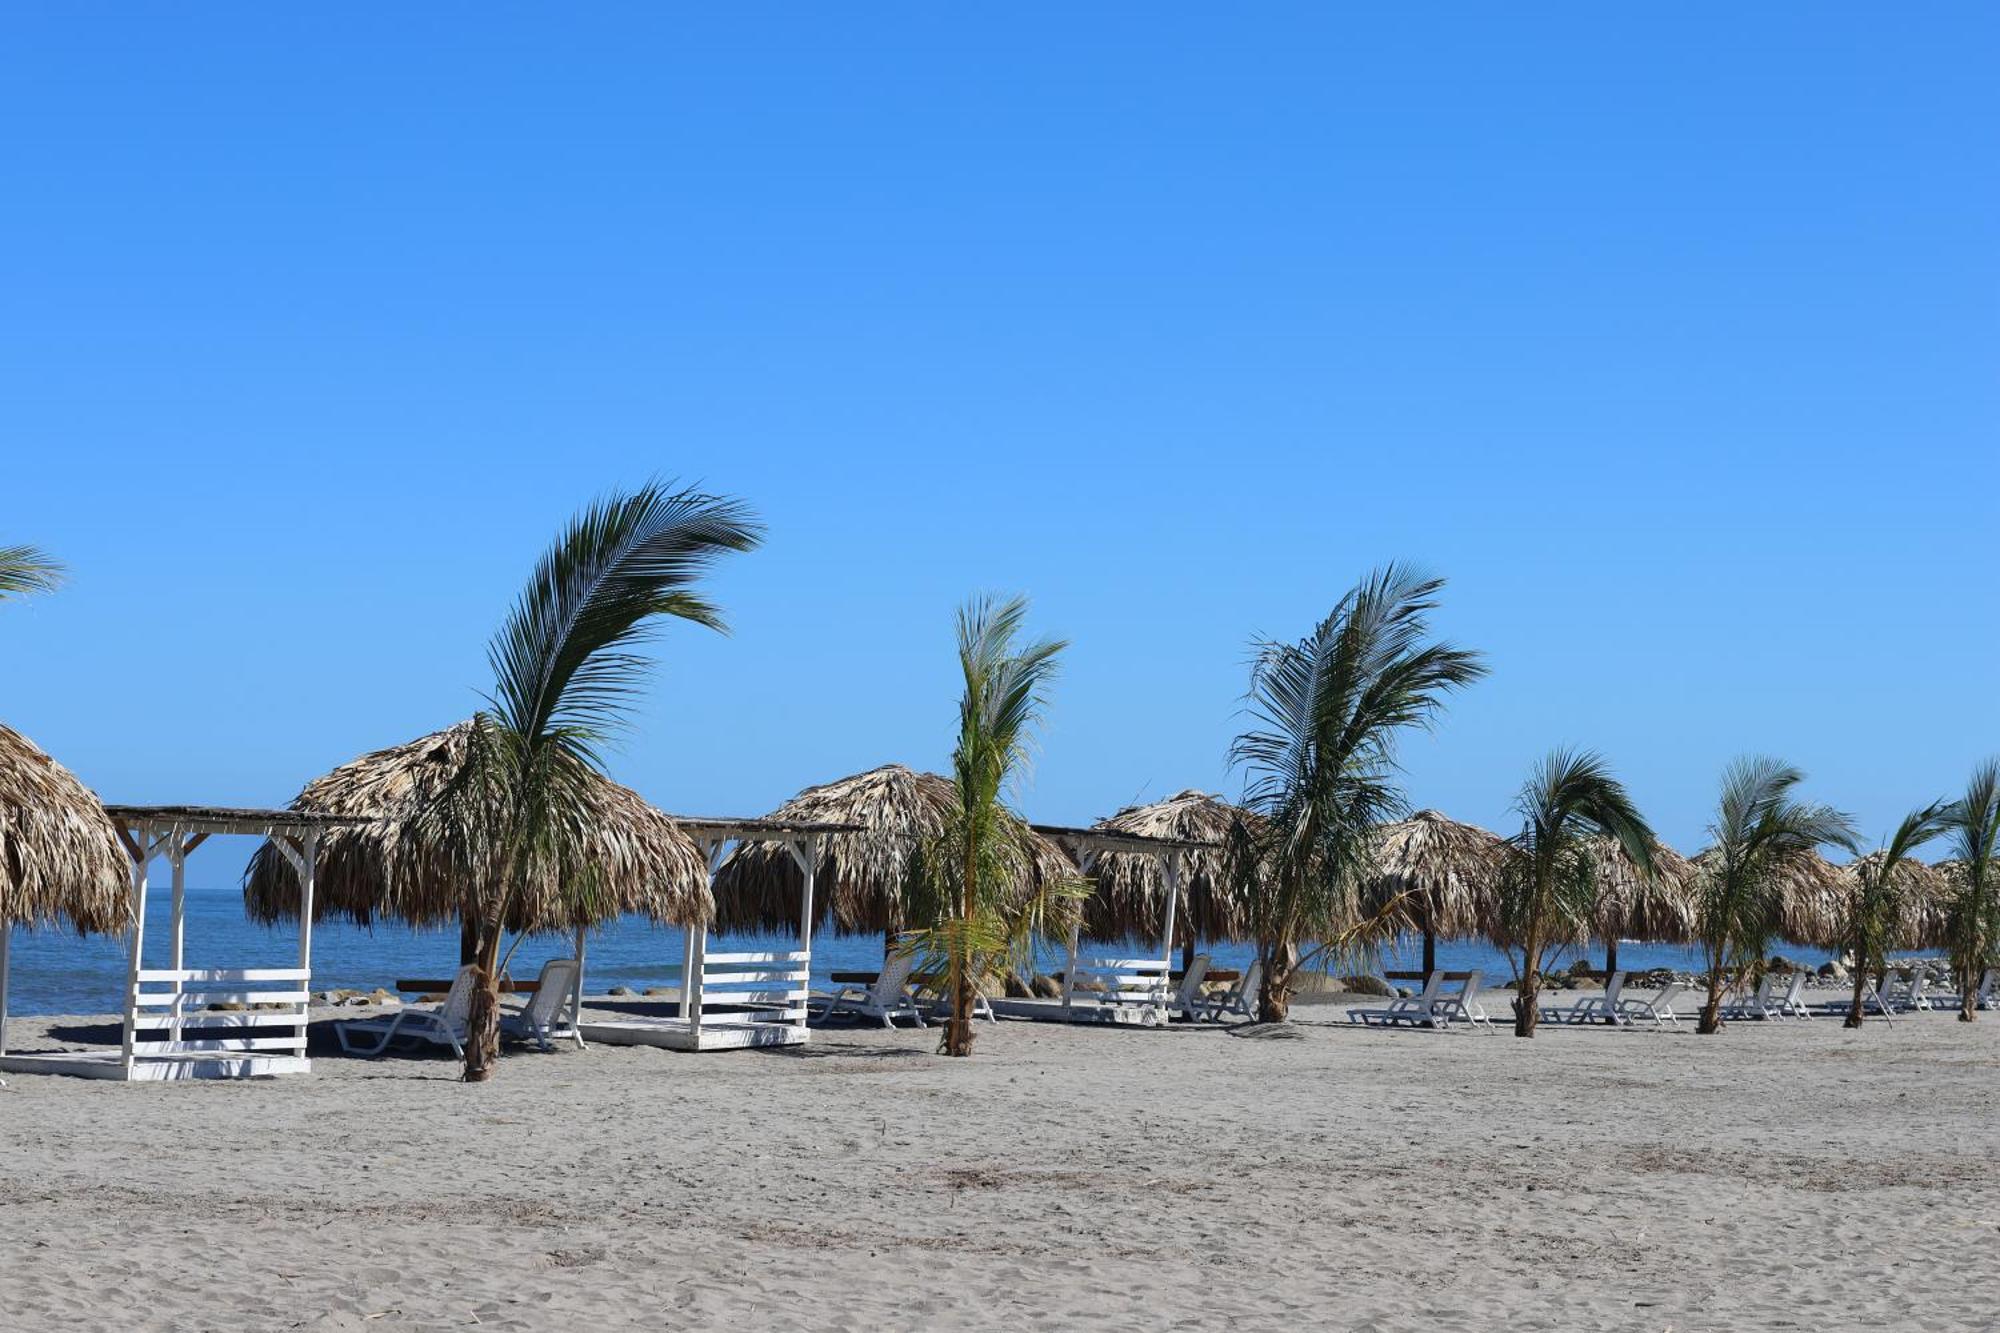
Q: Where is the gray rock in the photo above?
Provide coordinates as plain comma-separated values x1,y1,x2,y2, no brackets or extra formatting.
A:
1338,974,1395,998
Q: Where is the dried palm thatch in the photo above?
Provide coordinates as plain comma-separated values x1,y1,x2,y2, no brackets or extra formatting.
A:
1836,851,1952,951
1691,845,1847,948
243,721,710,933
1364,810,1507,947
1081,791,1254,942
1587,836,1699,945
0,722,127,933
710,764,1072,936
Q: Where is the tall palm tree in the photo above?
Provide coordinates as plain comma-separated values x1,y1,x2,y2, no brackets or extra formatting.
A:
1228,565,1488,1022
1498,749,1654,1038
1693,757,1858,1035
427,482,761,1081
0,544,63,603
1943,760,2000,1022
914,594,1077,1058
1842,801,1949,1028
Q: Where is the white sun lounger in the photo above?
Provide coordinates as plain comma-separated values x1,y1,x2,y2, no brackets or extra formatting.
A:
1905,971,1935,1011
499,958,581,1051
1773,972,1812,1020
1436,969,1493,1031
1170,954,1213,1021
1541,971,1628,1025
1351,971,1447,1028
1190,960,1261,1023
808,951,926,1028
337,965,476,1058
1973,968,1998,1011
1723,974,1781,1021
1615,980,1687,1027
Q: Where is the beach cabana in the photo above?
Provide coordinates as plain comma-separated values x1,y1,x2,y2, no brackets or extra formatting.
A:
579,814,858,1051
1082,790,1253,965
244,722,714,1050
1833,852,1952,952
1584,836,1698,974
1364,811,1507,975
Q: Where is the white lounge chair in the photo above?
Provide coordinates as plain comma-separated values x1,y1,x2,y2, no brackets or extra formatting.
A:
1723,974,1780,1021
337,965,476,1058
1906,971,1935,1012
1616,980,1687,1028
1351,971,1447,1028
1541,971,1628,1025
1170,954,1213,1021
1876,968,1912,1014
1437,970,1493,1031
499,958,580,1051
1972,968,1998,1011
1190,960,1261,1023
1773,972,1812,1020
808,952,927,1028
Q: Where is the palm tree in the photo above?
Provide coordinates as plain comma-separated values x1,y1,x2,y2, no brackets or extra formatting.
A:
1497,750,1654,1038
427,482,761,1081
1842,802,1950,1028
1228,565,1488,1022
1943,760,2000,1022
0,544,63,603
915,595,1076,1058
1692,757,1858,1035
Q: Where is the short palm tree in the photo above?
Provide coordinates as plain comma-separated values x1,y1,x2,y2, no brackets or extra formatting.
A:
1943,760,2000,1022
1497,749,1654,1038
913,595,1081,1058
1228,565,1488,1022
1693,757,1858,1035
0,544,63,603
1842,801,1949,1028
427,482,761,1081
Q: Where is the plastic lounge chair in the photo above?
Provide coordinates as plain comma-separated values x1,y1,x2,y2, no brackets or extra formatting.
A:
1773,972,1812,1020
1437,970,1493,1031
1906,971,1935,1012
808,951,926,1028
1723,974,1779,1021
1541,971,1628,1025
499,958,581,1051
1350,971,1446,1028
1615,980,1688,1028
1191,960,1261,1023
1169,954,1213,1021
337,965,476,1058
1973,968,1998,1011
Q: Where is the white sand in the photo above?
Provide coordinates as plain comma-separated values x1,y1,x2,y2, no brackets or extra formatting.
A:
1,996,1996,1331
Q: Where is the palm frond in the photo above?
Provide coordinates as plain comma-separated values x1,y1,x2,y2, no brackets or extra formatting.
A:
0,544,64,604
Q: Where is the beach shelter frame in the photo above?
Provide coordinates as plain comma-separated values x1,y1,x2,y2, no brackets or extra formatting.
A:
576,815,860,1053
986,825,1212,1027
0,805,361,1082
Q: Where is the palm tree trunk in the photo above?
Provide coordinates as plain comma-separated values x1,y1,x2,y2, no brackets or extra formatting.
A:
945,836,976,1057
1256,938,1293,1023
462,922,504,1081
1514,936,1540,1038
1603,936,1618,976
1845,965,1867,1029
1960,983,1978,1022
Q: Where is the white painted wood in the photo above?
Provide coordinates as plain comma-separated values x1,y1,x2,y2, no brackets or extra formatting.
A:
136,967,311,983
698,969,810,986
119,822,153,1075
168,834,188,1047
795,839,817,1032
131,1035,306,1055
570,925,588,1050
132,1009,307,1030
703,950,811,964
131,989,312,1007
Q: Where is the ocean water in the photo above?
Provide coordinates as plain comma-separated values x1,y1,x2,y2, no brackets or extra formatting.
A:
0,883,1851,1017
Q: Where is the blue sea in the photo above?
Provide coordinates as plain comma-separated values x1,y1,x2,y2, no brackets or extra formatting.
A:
1,883,1856,1016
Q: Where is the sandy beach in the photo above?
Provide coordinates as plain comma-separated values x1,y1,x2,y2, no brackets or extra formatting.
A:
2,995,1996,1332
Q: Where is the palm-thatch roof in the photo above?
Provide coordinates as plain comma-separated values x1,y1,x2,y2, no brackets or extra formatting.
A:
1081,790,1254,942
710,764,1072,936
1690,845,1847,948
1364,810,1507,941
243,722,711,933
1835,852,1952,950
0,722,127,934
1587,836,1699,945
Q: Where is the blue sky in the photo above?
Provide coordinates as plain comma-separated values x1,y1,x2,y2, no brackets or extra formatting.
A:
2,5,1995,875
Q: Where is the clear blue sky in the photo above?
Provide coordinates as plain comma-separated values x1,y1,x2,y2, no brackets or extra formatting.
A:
3,5,1994,870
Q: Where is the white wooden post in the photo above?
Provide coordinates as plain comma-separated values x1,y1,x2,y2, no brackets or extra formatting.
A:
688,838,725,1039
1157,854,1183,1024
119,822,152,1076
787,838,818,1033
570,924,587,1050
1061,847,1097,1014
168,832,188,1048
298,830,318,1049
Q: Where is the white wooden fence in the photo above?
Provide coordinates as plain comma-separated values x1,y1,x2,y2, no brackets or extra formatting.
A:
679,947,811,1031
126,966,310,1066
1062,955,1172,1022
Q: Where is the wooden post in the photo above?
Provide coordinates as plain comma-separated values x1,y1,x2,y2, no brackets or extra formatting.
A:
298,830,318,1054
787,838,818,1033
119,821,152,1076
570,924,587,1050
168,832,188,1048
1157,855,1183,1024
688,838,725,1040
1061,848,1096,1014
0,923,11,1058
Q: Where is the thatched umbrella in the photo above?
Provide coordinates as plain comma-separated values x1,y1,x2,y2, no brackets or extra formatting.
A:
1585,836,1699,973
1688,845,1847,952
1833,852,1952,952
1365,810,1507,974
1082,791,1251,962
243,722,711,940
0,722,126,934
711,763,1074,940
